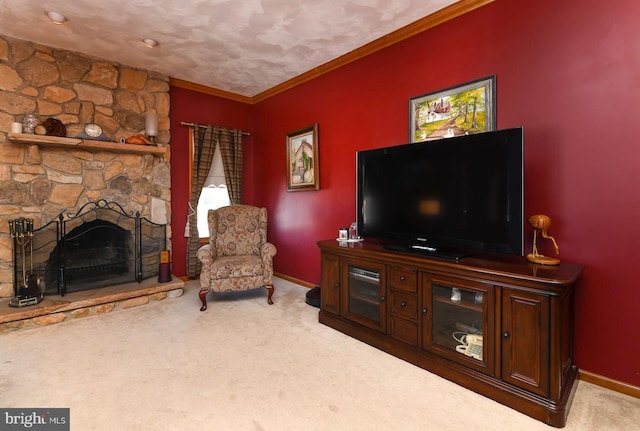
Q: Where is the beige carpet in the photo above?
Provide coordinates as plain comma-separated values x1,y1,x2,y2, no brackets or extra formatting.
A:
1,277,638,430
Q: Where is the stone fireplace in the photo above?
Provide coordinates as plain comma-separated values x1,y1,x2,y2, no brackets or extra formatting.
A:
1,198,181,334
14,199,168,297
0,36,172,300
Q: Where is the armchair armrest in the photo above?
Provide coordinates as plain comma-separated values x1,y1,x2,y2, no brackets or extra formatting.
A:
260,242,277,284
261,242,277,260
196,244,216,268
197,244,216,291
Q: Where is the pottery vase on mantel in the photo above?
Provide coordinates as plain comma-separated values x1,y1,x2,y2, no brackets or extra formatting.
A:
22,114,40,134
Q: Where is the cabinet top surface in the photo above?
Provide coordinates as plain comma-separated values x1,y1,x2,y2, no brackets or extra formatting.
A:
317,239,583,286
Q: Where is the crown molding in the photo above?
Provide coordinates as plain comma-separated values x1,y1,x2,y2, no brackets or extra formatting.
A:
253,0,495,103
171,0,495,105
169,77,253,104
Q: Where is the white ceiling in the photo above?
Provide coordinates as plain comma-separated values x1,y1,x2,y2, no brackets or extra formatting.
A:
0,0,459,97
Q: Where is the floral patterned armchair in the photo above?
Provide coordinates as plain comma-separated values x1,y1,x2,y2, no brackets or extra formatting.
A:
196,205,277,311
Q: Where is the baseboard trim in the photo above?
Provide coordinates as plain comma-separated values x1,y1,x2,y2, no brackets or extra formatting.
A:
579,370,640,399
274,272,315,289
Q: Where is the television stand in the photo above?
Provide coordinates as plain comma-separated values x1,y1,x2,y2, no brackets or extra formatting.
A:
318,239,583,427
382,244,466,261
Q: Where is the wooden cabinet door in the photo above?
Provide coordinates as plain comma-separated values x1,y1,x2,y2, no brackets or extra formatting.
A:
320,253,341,315
502,289,550,397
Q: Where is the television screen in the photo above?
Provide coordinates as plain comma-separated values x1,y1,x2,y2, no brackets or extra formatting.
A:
356,127,523,257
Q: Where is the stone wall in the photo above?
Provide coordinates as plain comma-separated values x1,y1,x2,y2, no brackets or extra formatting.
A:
0,35,172,298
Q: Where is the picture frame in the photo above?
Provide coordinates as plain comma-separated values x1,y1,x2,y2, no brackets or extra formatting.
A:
286,123,319,192
409,76,496,143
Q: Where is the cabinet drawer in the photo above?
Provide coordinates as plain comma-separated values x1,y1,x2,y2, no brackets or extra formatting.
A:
390,290,418,320
390,267,417,292
390,316,418,346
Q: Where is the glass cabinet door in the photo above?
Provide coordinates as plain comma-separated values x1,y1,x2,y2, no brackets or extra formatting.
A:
341,258,386,332
422,274,495,375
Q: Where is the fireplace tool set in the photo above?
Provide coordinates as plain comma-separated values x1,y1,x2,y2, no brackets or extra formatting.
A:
8,217,43,307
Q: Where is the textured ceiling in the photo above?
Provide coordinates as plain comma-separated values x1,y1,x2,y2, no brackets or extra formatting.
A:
0,0,459,97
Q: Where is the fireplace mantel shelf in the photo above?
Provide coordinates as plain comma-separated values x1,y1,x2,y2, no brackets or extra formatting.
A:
7,133,167,156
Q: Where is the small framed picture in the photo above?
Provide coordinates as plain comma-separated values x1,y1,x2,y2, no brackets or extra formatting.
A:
409,76,496,143
286,123,319,192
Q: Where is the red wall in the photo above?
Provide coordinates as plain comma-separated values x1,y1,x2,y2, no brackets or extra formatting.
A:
171,0,640,387
169,87,254,276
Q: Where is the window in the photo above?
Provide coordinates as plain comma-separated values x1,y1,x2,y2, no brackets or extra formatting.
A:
196,143,230,237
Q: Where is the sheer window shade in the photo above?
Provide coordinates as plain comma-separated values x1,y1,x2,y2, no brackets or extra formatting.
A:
204,143,226,187
198,143,230,237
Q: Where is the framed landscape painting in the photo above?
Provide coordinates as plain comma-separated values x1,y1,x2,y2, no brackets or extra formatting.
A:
409,76,496,143
286,123,319,192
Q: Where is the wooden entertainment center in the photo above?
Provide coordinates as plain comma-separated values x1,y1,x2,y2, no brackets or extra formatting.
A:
317,239,583,427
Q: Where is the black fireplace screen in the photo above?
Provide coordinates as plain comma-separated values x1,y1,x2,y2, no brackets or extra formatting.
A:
12,200,166,296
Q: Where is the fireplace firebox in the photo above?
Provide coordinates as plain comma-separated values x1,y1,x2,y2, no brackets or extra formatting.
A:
12,200,167,297
44,219,134,293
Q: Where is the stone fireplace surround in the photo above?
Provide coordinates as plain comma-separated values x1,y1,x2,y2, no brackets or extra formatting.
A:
11,199,168,299
0,35,173,301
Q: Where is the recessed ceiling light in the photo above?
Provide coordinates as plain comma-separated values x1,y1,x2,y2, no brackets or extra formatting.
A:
45,10,67,25
142,38,158,48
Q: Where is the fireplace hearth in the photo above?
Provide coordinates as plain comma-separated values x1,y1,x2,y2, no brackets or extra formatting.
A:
12,200,167,298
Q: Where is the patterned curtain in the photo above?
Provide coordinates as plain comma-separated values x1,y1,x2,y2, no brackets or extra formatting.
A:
219,128,243,205
186,125,244,278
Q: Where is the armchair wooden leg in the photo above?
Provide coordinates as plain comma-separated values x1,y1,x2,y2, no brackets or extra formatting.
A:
199,288,209,311
265,284,274,305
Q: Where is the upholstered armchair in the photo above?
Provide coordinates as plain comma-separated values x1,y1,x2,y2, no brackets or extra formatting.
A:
197,205,277,311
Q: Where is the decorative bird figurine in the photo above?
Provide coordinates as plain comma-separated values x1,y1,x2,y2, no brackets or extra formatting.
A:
526,214,560,265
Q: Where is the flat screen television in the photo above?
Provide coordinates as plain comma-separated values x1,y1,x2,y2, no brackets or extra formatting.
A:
356,127,524,259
